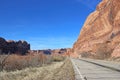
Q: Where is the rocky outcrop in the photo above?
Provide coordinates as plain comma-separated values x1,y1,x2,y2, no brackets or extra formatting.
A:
0,38,7,54
52,48,67,54
6,40,17,53
29,48,68,55
16,40,30,55
73,0,120,58
0,37,30,55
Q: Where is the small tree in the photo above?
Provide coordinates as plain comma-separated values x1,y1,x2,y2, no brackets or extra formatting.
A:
0,54,10,71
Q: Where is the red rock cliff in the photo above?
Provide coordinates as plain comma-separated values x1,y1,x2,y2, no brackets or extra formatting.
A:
73,0,120,58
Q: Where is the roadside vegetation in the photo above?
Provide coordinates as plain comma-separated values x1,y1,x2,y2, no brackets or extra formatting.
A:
0,54,75,80
108,57,120,62
0,54,52,71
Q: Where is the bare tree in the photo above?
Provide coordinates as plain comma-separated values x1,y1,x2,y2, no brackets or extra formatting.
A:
0,53,10,71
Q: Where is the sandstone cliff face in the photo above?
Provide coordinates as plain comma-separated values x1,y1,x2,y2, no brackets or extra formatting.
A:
73,0,120,58
0,37,30,55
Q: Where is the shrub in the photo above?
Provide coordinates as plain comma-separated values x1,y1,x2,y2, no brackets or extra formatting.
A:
0,54,10,71
52,55,65,62
0,53,66,71
0,53,53,71
80,52,92,58
96,43,113,59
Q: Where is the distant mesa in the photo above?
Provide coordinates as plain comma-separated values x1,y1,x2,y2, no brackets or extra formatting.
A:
0,37,30,55
29,48,69,56
0,37,69,56
72,0,120,59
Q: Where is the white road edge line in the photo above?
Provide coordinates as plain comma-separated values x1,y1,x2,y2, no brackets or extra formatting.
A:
70,58,85,80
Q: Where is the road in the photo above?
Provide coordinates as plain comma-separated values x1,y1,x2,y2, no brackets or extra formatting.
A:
71,58,120,80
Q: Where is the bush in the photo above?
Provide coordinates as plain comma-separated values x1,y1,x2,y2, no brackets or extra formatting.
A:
80,52,92,58
52,55,65,62
0,54,10,71
0,54,53,71
0,53,66,71
96,43,113,59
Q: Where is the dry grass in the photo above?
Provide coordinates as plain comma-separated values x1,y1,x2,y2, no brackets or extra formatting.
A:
108,57,120,62
0,58,75,80
0,55,10,71
0,53,66,71
49,58,75,80
52,55,65,62
0,54,51,71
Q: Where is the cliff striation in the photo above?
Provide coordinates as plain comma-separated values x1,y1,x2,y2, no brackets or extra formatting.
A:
73,0,120,59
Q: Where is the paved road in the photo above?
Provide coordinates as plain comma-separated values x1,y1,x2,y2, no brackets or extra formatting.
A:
71,58,120,80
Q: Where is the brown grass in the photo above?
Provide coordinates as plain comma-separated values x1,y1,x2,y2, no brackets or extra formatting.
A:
0,58,75,80
0,53,65,71
0,54,47,71
50,58,75,80
52,55,65,62
0,54,53,71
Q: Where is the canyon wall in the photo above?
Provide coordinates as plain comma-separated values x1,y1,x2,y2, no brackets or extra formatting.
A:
73,0,120,59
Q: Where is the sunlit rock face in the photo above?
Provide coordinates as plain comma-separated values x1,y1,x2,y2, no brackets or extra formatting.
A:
73,0,120,58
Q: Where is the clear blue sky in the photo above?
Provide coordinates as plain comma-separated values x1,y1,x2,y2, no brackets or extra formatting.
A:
0,0,101,50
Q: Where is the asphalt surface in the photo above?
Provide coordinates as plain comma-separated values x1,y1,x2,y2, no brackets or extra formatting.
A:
71,58,120,80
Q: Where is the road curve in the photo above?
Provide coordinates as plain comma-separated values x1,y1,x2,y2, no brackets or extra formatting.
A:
71,58,120,80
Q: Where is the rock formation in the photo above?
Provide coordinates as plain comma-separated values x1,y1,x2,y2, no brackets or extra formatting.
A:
0,37,7,54
0,37,30,55
16,40,30,55
73,0,120,58
6,40,17,53
29,48,68,55
52,48,67,54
